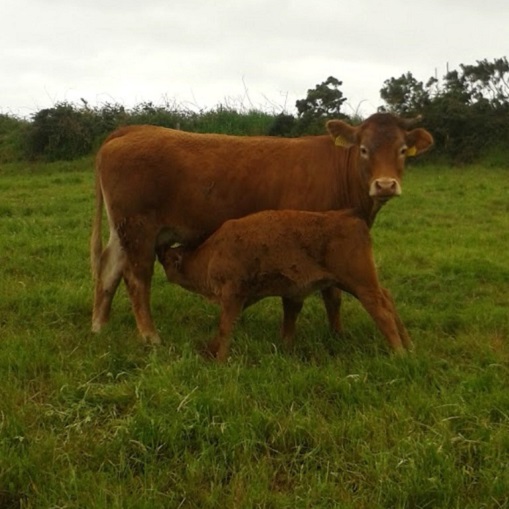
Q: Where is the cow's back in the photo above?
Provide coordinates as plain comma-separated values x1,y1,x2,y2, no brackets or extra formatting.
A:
96,126,341,244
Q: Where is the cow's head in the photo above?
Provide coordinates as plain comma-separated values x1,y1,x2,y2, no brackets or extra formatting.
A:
327,113,434,202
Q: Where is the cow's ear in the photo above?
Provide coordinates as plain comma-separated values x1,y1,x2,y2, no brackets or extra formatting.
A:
326,120,357,148
406,128,434,156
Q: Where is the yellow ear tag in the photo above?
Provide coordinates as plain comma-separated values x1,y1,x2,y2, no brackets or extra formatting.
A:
407,146,417,157
335,136,350,148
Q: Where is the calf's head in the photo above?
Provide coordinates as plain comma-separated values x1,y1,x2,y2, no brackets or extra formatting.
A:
156,245,186,281
327,113,434,202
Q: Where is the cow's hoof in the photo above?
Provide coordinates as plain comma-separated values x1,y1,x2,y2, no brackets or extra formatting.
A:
142,332,161,346
91,320,104,333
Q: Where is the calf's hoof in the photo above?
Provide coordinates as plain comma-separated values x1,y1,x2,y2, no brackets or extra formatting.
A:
201,338,228,363
391,346,408,357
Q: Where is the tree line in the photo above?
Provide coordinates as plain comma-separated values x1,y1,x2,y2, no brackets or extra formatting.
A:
0,57,507,164
379,57,509,163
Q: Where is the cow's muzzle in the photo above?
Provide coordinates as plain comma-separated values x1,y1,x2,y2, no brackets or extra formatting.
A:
370,178,401,200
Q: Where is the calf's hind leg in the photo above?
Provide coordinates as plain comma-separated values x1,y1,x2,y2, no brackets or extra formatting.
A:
381,288,413,350
281,298,304,349
321,287,342,334
355,286,408,353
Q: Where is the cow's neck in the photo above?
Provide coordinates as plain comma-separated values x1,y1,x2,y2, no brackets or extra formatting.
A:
367,200,386,228
335,148,380,228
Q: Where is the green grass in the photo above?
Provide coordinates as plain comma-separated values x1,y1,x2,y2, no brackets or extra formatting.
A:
0,159,508,508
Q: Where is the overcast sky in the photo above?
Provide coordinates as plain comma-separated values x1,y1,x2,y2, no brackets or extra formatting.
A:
2,0,508,118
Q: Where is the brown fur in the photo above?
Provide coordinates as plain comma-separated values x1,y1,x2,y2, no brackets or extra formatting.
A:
91,114,433,344
157,209,412,361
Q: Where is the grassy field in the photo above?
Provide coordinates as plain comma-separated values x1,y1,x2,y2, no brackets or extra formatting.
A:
0,158,508,508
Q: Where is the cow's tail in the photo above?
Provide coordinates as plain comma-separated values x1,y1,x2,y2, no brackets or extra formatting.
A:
90,154,104,282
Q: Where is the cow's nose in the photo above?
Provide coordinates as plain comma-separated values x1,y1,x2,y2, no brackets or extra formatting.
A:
370,178,401,198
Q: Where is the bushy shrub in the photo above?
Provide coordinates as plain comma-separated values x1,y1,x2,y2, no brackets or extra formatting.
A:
380,57,509,163
25,102,97,161
0,113,29,162
21,101,280,161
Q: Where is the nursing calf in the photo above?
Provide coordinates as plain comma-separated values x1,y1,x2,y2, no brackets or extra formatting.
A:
157,209,412,361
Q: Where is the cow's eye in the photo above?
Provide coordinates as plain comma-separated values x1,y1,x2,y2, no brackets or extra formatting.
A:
360,145,369,158
400,146,408,157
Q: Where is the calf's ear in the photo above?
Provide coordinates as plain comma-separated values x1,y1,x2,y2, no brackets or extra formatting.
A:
406,128,434,156
326,120,358,148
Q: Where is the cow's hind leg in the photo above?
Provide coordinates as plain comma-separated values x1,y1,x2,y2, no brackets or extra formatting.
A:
355,286,406,353
92,231,126,333
281,297,304,350
123,256,160,345
321,287,342,334
120,219,161,345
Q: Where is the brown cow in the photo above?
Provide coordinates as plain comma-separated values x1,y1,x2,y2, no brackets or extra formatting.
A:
91,113,433,344
157,209,411,361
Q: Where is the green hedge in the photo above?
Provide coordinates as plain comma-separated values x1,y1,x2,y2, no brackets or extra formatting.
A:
1,98,509,165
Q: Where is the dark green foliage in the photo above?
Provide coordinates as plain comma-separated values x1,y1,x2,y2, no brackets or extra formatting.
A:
0,113,29,163
266,113,297,137
380,72,431,115
294,76,348,135
19,101,278,161
25,102,97,161
380,57,509,163
267,76,349,137
460,57,509,107
296,76,346,118
24,100,174,161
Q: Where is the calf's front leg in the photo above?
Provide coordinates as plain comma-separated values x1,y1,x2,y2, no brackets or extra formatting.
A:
206,286,245,362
